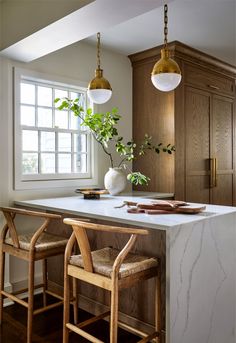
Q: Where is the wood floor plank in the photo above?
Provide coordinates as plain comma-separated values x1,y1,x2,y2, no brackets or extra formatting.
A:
0,295,139,342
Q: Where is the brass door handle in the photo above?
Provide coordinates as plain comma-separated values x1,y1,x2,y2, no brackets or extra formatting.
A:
210,158,217,188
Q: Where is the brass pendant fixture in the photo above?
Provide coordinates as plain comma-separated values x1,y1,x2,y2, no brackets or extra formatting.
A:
87,32,112,104
151,4,182,92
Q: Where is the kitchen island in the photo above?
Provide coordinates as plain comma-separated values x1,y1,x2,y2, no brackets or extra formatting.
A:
15,194,236,343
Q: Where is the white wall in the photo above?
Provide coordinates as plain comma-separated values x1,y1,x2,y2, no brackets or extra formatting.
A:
1,40,132,204
0,40,132,289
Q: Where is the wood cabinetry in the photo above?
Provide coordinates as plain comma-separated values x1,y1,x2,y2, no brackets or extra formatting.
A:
129,41,236,205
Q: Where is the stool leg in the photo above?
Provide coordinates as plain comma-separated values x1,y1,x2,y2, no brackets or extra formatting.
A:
27,258,35,343
155,274,161,343
0,250,5,325
110,279,119,343
42,259,47,307
63,270,70,343
72,277,78,324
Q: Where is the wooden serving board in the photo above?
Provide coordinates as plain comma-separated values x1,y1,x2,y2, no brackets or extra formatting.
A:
75,188,108,199
75,188,108,195
127,205,206,215
150,200,187,207
174,205,206,214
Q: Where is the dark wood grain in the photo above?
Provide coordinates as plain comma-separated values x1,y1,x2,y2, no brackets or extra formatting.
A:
132,60,175,193
185,87,211,203
129,41,236,205
185,63,235,97
211,95,234,205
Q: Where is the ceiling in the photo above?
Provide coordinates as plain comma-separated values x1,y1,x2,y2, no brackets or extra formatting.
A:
0,0,235,65
0,0,167,62
85,0,236,65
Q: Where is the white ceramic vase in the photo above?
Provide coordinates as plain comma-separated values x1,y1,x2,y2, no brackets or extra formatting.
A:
104,167,127,195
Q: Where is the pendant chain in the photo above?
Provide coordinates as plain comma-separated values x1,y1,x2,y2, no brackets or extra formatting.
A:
97,32,101,69
164,4,168,48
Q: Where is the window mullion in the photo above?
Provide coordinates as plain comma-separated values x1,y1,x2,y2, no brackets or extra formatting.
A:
55,131,58,173
35,85,38,127
38,130,41,173
52,88,55,128
17,72,92,184
71,133,74,173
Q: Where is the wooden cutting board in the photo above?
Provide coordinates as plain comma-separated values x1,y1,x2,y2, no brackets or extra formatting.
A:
127,205,206,215
144,205,206,215
174,205,206,214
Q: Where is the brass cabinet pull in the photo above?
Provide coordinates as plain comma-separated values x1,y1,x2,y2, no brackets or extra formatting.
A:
207,84,220,90
210,158,217,188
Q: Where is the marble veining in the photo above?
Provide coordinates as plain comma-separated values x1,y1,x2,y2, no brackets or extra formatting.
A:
15,195,236,343
171,224,196,332
182,222,204,339
168,213,236,343
206,221,227,343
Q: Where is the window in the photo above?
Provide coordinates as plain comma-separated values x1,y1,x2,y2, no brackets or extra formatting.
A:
14,68,97,190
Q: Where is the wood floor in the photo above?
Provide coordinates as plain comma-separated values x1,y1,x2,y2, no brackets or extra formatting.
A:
0,295,139,342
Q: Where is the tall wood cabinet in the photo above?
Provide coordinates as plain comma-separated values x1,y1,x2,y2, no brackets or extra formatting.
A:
129,41,236,205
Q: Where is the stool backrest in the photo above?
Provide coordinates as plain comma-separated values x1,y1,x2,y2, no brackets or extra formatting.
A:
0,207,61,249
63,218,149,274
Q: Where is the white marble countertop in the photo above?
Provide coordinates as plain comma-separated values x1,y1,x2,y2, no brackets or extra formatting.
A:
14,193,236,231
14,193,236,343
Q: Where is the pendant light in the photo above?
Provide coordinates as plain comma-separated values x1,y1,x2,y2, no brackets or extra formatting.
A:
87,32,112,104
151,4,181,92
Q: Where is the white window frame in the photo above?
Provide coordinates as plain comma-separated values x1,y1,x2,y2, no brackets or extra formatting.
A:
14,67,98,190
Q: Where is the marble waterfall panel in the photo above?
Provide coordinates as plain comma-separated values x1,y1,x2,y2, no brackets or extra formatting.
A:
166,212,236,343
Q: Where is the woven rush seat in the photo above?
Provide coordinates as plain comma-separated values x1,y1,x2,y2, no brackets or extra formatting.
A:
5,232,68,252
63,219,161,343
0,207,73,343
70,247,158,278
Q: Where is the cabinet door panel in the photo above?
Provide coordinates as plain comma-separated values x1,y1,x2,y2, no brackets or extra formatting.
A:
212,175,233,206
186,176,210,203
212,95,233,169
211,95,234,205
185,87,211,202
186,88,210,172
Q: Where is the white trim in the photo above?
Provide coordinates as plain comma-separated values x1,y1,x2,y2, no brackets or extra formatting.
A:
14,67,98,190
15,67,89,90
3,276,42,307
4,282,12,294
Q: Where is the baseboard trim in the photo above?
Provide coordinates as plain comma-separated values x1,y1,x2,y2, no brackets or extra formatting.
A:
3,276,43,307
4,282,12,293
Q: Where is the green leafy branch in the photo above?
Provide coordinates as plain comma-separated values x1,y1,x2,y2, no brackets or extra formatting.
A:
54,97,175,186
115,134,175,166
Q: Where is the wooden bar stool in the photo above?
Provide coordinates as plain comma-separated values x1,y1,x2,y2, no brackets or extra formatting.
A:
0,207,70,343
63,218,161,343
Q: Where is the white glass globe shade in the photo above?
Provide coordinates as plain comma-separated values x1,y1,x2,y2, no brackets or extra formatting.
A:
87,89,112,104
151,73,182,92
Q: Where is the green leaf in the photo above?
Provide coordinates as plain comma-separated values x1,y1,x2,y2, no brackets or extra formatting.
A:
55,97,175,182
127,172,150,186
